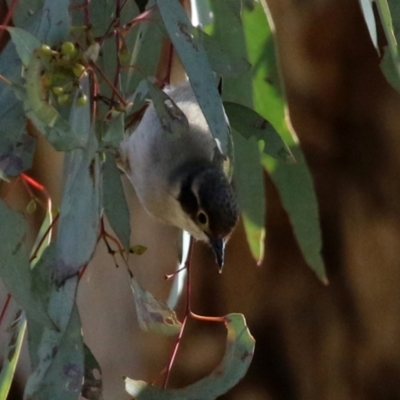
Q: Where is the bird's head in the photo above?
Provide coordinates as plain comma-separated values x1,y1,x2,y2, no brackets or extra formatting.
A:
176,162,239,271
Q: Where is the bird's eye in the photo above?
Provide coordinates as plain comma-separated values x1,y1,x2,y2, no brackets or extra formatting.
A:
197,211,208,225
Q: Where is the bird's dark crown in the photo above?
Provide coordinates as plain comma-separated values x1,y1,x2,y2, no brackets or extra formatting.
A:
176,161,239,239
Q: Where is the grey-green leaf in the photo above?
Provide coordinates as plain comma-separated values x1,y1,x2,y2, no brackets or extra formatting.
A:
103,153,131,249
82,344,103,400
232,130,265,263
31,305,84,400
225,102,293,162
55,77,101,282
0,311,26,400
0,200,53,328
195,28,251,78
264,149,327,282
24,277,79,399
7,27,41,67
156,0,230,155
131,274,182,336
35,0,70,46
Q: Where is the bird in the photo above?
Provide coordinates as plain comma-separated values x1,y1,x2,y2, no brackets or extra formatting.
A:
120,82,238,271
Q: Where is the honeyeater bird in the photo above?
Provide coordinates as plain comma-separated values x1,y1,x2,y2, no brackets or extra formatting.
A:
120,82,238,271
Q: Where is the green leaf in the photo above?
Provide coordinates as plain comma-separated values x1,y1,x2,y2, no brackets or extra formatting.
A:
131,274,182,336
232,130,265,263
102,113,125,148
88,0,118,37
0,199,54,328
28,246,60,378
125,313,255,399
122,17,163,96
147,80,189,140
103,153,131,249
264,149,326,282
0,42,30,179
381,46,400,92
0,134,37,178
35,0,70,47
5,0,44,28
31,244,56,311
27,244,56,370
30,205,53,268
225,102,293,162
24,277,79,399
7,27,41,67
376,0,400,92
55,76,101,282
82,344,103,400
195,28,251,78
0,311,26,400
30,304,84,400
241,3,326,281
156,0,230,156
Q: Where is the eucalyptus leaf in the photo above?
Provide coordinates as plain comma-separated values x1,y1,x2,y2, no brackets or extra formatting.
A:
264,149,326,282
89,0,117,37
0,199,54,328
125,313,255,399
225,102,293,162
7,27,41,67
28,245,56,370
232,130,265,263
195,28,251,78
5,0,44,29
375,0,400,87
102,113,125,149
0,41,28,177
241,3,326,281
82,344,104,400
55,76,101,282
103,153,131,249
0,311,26,400
0,134,36,178
27,316,43,371
24,277,79,399
156,0,230,156
31,305,84,400
122,17,163,96
31,243,56,311
131,274,182,336
381,46,400,92
35,0,70,47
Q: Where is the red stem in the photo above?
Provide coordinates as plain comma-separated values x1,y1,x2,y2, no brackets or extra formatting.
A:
91,61,127,106
21,173,44,191
112,0,122,106
29,213,59,263
162,314,189,388
0,0,18,43
162,237,194,388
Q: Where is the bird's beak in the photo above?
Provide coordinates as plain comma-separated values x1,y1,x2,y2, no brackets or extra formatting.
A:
209,238,225,273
